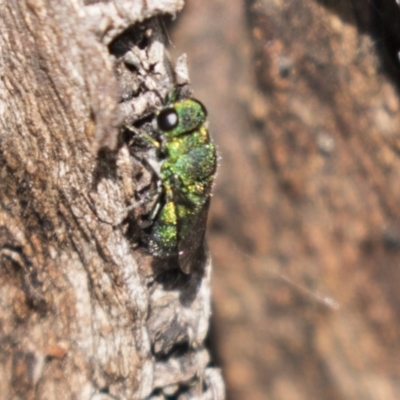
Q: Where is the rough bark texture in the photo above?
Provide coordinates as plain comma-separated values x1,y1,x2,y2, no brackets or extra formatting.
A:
0,1,224,399
170,0,400,399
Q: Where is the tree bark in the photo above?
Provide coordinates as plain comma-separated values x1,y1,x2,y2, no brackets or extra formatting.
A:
0,1,224,399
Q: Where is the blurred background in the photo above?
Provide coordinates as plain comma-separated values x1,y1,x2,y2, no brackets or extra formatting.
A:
169,1,400,399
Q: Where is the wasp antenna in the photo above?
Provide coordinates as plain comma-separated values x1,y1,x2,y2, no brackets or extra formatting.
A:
159,16,175,48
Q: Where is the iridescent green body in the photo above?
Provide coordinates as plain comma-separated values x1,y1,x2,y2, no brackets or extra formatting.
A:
149,98,217,273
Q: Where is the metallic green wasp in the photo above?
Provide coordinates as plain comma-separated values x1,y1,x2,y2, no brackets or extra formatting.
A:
145,96,217,274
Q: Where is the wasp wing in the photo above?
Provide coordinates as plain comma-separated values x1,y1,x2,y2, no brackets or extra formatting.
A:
176,197,211,274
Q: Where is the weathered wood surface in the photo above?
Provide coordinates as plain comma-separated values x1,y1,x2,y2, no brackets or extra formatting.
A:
171,0,400,399
0,1,224,399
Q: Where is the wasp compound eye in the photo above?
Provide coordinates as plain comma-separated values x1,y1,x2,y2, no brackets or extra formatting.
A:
157,108,179,131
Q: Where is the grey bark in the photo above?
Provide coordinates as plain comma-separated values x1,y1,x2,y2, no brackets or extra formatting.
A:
0,1,224,399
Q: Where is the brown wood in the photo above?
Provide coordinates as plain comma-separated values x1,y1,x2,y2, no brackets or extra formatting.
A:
171,0,400,399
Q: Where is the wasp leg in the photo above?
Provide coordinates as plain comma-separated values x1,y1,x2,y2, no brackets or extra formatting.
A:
125,125,161,149
148,184,178,258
